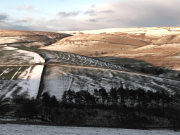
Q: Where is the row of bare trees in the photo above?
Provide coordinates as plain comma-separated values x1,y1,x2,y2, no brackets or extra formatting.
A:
61,87,180,128
62,87,179,109
0,86,180,128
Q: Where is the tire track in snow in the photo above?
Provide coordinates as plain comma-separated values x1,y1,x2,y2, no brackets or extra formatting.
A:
10,66,22,80
0,68,9,76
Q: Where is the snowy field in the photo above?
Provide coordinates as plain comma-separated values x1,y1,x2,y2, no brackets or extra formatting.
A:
43,65,180,99
0,65,44,99
0,124,179,135
0,46,45,99
0,46,44,65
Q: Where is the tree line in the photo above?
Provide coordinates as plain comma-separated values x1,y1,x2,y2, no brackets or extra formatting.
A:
61,87,180,129
62,87,180,109
0,86,180,129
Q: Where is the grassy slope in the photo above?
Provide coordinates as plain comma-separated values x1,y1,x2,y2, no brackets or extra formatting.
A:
44,27,180,71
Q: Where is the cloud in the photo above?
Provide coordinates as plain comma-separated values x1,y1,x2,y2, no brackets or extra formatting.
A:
1,0,180,31
89,19,98,22
85,9,114,16
0,13,10,29
58,11,79,18
95,0,180,27
15,17,33,24
17,5,40,12
0,13,9,21
0,22,10,29
99,10,114,14
85,9,97,16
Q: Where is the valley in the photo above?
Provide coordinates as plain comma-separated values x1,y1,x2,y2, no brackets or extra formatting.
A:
0,27,180,129
0,27,180,100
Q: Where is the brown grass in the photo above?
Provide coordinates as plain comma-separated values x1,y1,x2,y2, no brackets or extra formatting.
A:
41,27,180,71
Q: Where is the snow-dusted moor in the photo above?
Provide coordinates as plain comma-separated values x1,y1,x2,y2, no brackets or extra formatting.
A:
0,27,180,130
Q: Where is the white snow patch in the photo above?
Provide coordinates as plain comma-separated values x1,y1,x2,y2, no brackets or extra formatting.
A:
18,66,32,79
0,37,18,44
0,68,9,77
3,46,18,50
134,45,158,51
17,50,45,64
27,65,44,98
3,65,44,99
5,86,19,99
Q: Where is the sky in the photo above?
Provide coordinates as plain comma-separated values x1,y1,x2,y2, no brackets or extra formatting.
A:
0,0,180,31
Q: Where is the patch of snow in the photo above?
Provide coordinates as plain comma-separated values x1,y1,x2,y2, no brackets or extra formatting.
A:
0,124,179,135
169,27,180,31
5,87,16,99
134,45,158,51
27,65,44,98
18,66,32,79
3,46,18,50
0,68,9,77
58,27,154,34
2,65,44,99
17,49,45,64
0,37,18,44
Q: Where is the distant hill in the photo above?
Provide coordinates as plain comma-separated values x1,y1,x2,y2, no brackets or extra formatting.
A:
48,27,180,71
0,29,71,47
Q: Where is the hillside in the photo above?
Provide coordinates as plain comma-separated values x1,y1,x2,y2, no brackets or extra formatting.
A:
0,30,70,99
0,28,180,101
0,29,71,47
0,28,180,128
42,27,180,71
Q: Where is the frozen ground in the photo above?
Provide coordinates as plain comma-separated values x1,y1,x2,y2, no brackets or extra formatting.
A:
43,65,180,99
0,124,179,135
0,46,44,64
0,65,44,99
0,46,45,99
0,37,19,44
58,27,180,35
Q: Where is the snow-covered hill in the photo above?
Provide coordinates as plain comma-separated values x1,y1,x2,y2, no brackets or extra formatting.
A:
38,50,180,100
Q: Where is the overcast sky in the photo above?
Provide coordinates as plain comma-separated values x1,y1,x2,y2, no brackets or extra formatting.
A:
0,0,180,31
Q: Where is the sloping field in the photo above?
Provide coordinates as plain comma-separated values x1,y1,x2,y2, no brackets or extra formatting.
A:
115,43,180,71
43,27,180,71
0,28,180,100
38,27,180,99
0,46,44,99
43,65,180,100
0,46,44,64
39,50,127,71
41,33,149,57
0,66,42,99
0,29,71,47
